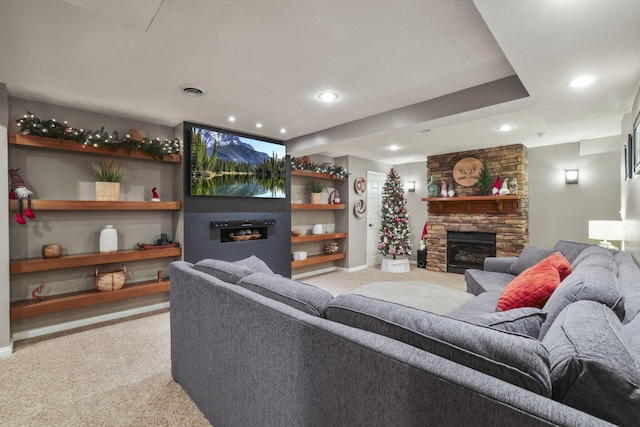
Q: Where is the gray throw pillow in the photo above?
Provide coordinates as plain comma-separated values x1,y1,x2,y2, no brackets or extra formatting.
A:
467,307,547,338
326,294,551,396
193,259,254,284
237,273,333,317
538,263,624,339
233,255,275,275
542,301,640,426
507,245,554,276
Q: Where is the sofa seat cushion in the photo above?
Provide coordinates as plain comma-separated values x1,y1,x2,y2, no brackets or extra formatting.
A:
464,270,514,296
465,308,547,338
497,253,570,312
542,301,640,426
506,244,555,276
326,294,552,396
193,259,254,284
539,259,624,339
237,273,333,317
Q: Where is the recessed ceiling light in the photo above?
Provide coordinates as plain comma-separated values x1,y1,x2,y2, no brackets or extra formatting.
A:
318,91,339,102
280,128,286,134
498,124,513,132
567,75,596,88
388,144,400,151
256,123,263,128
228,116,236,122
178,84,207,96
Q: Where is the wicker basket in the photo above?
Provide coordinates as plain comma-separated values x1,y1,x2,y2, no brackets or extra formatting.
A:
95,265,126,292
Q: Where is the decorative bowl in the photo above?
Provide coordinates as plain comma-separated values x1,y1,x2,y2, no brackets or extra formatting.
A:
291,230,302,237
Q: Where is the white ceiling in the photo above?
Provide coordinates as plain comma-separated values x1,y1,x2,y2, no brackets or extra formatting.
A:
0,0,638,164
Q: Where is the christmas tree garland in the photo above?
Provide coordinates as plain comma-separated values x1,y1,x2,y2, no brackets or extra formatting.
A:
290,157,349,179
16,112,181,160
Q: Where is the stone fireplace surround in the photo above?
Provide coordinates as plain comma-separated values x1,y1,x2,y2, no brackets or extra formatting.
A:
424,144,528,273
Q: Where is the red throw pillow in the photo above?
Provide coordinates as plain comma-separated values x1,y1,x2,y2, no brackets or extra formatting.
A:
497,252,570,312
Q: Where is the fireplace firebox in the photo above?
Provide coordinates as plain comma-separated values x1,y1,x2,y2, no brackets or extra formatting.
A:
447,231,496,274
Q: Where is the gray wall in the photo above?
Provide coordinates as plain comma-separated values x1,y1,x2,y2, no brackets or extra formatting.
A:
0,84,10,353
527,142,621,248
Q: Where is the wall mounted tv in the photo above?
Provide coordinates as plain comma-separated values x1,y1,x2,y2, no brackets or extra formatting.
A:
187,124,287,198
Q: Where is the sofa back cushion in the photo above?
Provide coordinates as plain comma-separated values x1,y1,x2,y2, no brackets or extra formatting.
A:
233,255,275,275
539,254,624,339
615,252,640,324
506,244,554,276
325,294,551,396
467,308,547,338
193,259,254,284
552,240,592,265
542,301,640,426
237,273,333,317
497,253,570,312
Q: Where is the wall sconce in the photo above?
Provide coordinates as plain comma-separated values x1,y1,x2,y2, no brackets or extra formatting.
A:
565,169,579,184
407,181,416,192
588,220,623,250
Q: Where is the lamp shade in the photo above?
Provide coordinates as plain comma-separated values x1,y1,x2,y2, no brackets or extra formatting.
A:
588,220,623,241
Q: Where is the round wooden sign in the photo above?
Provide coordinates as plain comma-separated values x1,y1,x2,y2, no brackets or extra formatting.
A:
452,157,483,187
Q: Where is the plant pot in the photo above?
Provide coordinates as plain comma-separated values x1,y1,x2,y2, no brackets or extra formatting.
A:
95,182,120,201
310,192,322,204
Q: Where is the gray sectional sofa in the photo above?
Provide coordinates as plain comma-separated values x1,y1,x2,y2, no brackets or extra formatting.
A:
170,246,640,426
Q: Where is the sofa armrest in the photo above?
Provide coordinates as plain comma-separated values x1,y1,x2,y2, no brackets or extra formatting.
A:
483,257,518,273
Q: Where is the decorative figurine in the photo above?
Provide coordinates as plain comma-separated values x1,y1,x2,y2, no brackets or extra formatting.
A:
426,175,439,198
508,178,518,195
151,187,161,202
491,173,501,196
440,180,448,198
32,282,46,301
447,178,455,198
9,168,36,224
499,178,511,195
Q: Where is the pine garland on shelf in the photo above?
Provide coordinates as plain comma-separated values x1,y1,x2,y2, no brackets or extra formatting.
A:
378,168,413,259
16,112,182,160
290,157,349,179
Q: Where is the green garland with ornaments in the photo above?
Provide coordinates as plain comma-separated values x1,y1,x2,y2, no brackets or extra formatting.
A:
16,112,181,160
290,157,349,180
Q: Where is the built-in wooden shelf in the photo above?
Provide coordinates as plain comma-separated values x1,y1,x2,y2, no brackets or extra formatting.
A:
9,199,181,211
291,170,346,181
8,133,182,163
291,232,347,244
291,252,346,268
292,203,346,210
10,279,170,320
422,195,520,214
10,248,182,274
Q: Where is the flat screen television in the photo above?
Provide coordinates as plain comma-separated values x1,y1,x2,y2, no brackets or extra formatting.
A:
187,124,287,198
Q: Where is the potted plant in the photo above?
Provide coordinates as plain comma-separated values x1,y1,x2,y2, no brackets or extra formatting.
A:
87,159,127,201
308,180,326,204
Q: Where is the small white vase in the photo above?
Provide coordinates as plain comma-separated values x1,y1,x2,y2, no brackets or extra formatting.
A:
99,225,118,253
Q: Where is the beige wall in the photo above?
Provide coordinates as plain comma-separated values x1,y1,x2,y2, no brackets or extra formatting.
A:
621,85,640,260
528,142,621,248
393,161,428,261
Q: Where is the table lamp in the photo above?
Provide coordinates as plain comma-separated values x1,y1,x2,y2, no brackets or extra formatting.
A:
588,220,623,250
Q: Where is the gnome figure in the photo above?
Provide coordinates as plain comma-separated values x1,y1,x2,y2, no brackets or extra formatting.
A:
9,168,35,224
499,178,511,195
491,173,502,196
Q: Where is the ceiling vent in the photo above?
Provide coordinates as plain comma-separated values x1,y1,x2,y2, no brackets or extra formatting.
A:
178,84,207,96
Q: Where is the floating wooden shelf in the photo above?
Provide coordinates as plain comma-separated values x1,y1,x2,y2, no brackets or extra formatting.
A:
10,248,182,274
291,170,346,181
291,252,346,268
292,203,346,210
8,133,182,163
9,199,181,211
422,195,520,214
291,232,347,244
10,279,170,320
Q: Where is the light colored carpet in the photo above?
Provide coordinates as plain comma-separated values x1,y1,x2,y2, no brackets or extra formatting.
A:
351,281,475,314
0,310,211,427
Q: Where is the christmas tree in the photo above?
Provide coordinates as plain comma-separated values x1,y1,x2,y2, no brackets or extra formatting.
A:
378,168,413,259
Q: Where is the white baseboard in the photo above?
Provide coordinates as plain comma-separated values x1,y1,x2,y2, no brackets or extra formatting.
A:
12,302,170,342
292,266,338,280
0,339,14,359
342,264,369,273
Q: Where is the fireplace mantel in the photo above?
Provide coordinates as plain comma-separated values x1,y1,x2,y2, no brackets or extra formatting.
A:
421,195,520,214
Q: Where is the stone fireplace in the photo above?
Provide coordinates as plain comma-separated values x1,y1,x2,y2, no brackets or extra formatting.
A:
424,144,528,273
447,231,496,273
